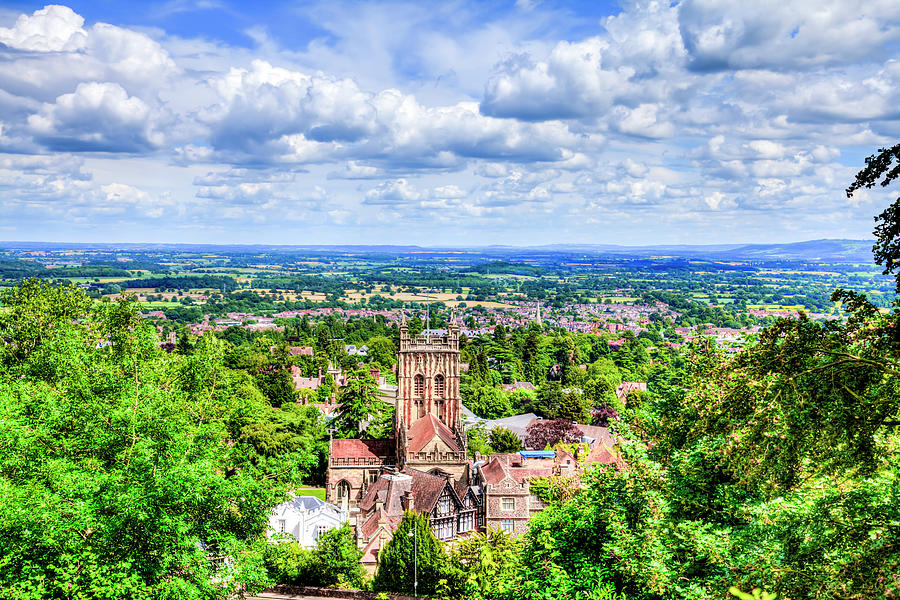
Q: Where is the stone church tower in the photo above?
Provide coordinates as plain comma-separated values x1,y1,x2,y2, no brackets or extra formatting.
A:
394,312,468,479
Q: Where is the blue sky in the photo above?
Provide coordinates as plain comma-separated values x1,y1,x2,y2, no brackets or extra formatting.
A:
0,1,899,246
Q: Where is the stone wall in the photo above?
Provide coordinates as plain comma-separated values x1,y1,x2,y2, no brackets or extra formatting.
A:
264,584,418,600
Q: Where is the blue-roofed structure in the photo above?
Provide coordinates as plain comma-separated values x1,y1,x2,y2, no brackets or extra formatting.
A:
518,450,555,459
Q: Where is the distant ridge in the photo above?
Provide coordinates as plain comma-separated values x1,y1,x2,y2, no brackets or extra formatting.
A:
0,238,876,263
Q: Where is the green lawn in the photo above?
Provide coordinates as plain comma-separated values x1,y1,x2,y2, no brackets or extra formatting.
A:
294,487,326,500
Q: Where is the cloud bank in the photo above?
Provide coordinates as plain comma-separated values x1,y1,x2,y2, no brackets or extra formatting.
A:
0,0,898,244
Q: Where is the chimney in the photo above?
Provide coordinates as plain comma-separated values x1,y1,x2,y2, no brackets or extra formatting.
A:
403,491,415,512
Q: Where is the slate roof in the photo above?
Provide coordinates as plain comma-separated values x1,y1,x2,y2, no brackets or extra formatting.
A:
331,438,393,460
407,414,462,453
290,496,329,511
575,424,619,450
358,468,454,514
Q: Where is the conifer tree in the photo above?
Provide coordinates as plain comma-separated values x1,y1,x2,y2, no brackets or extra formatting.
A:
373,511,452,595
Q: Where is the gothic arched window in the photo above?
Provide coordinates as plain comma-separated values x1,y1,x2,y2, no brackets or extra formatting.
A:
434,374,445,398
414,374,424,397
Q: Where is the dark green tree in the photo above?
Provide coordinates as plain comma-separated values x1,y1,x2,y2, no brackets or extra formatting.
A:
373,511,452,595
489,427,523,453
847,142,900,291
333,368,393,438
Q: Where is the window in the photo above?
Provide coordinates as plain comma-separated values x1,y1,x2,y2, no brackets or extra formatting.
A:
438,494,452,516
501,497,515,511
458,511,475,533
336,481,350,498
501,519,515,532
432,516,455,540
315,525,328,539
434,374,445,397
414,374,424,397
368,470,380,484
278,519,286,533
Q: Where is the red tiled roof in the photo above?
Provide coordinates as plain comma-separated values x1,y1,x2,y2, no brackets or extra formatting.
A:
331,438,393,459
584,444,625,469
480,457,512,485
508,465,553,483
359,508,387,540
359,519,395,564
615,381,647,403
407,414,462,454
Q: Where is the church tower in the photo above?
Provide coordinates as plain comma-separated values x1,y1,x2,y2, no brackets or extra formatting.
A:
394,311,468,477
396,311,462,429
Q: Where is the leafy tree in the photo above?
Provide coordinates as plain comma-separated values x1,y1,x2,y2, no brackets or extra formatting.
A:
332,368,392,438
254,366,299,407
524,418,581,450
447,526,523,600
535,381,565,418
489,427,523,453
373,511,452,595
847,142,900,290
465,385,514,419
556,388,588,423
367,335,397,369
263,523,363,588
0,278,91,365
466,422,493,457
311,524,365,588
468,349,491,385
0,283,286,598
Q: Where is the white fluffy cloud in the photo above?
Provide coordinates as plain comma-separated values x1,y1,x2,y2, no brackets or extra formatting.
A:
0,4,87,52
27,82,165,151
0,2,897,244
679,0,900,72
196,59,590,167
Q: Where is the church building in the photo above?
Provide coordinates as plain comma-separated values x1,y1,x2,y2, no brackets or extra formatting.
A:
325,312,469,513
324,310,623,554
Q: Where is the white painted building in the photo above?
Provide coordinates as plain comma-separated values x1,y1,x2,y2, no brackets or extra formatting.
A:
267,495,346,547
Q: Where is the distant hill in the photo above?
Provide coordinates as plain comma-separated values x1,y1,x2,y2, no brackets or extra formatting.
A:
529,239,875,263
715,239,875,263
0,239,877,264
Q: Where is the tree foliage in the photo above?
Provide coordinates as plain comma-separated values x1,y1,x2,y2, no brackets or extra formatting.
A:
0,280,309,598
372,511,451,595
263,524,363,588
488,427,523,453
525,418,582,450
332,368,393,438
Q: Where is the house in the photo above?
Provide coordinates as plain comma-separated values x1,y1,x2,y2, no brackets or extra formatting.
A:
501,381,536,393
615,381,647,404
355,467,480,574
475,452,554,535
267,495,346,547
345,344,369,357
